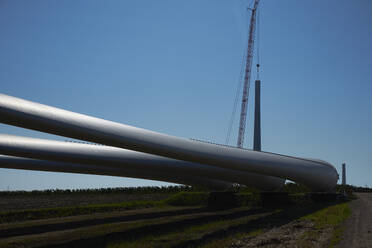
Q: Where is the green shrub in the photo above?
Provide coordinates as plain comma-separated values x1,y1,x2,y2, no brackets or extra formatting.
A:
288,193,311,205
164,192,209,206
283,182,310,194
236,192,260,206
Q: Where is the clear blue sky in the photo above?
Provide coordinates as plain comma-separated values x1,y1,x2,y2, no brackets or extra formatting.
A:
0,0,371,190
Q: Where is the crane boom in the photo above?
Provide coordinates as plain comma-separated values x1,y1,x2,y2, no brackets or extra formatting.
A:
237,0,259,148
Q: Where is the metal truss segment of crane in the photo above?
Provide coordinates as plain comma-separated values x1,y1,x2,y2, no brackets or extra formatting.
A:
237,0,260,148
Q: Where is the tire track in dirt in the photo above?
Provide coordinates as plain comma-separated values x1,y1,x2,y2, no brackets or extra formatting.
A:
0,207,206,238
0,208,271,248
36,208,270,248
36,208,269,248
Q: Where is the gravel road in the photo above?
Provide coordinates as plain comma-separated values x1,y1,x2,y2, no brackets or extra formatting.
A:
338,193,372,248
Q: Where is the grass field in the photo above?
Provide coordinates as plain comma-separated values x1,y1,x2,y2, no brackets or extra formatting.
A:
0,186,192,211
299,202,351,248
0,185,353,248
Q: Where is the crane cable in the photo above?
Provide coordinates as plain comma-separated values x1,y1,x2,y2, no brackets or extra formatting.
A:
225,46,247,145
225,5,251,145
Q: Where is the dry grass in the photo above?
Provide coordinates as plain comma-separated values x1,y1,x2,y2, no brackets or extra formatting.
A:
297,202,351,247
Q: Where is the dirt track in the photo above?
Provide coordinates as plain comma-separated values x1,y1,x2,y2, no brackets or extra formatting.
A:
0,206,272,248
338,193,372,248
0,202,335,248
0,196,354,248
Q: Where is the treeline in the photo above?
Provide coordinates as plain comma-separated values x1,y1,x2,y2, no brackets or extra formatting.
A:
276,182,372,194
2,183,370,197
0,185,198,196
336,184,372,193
